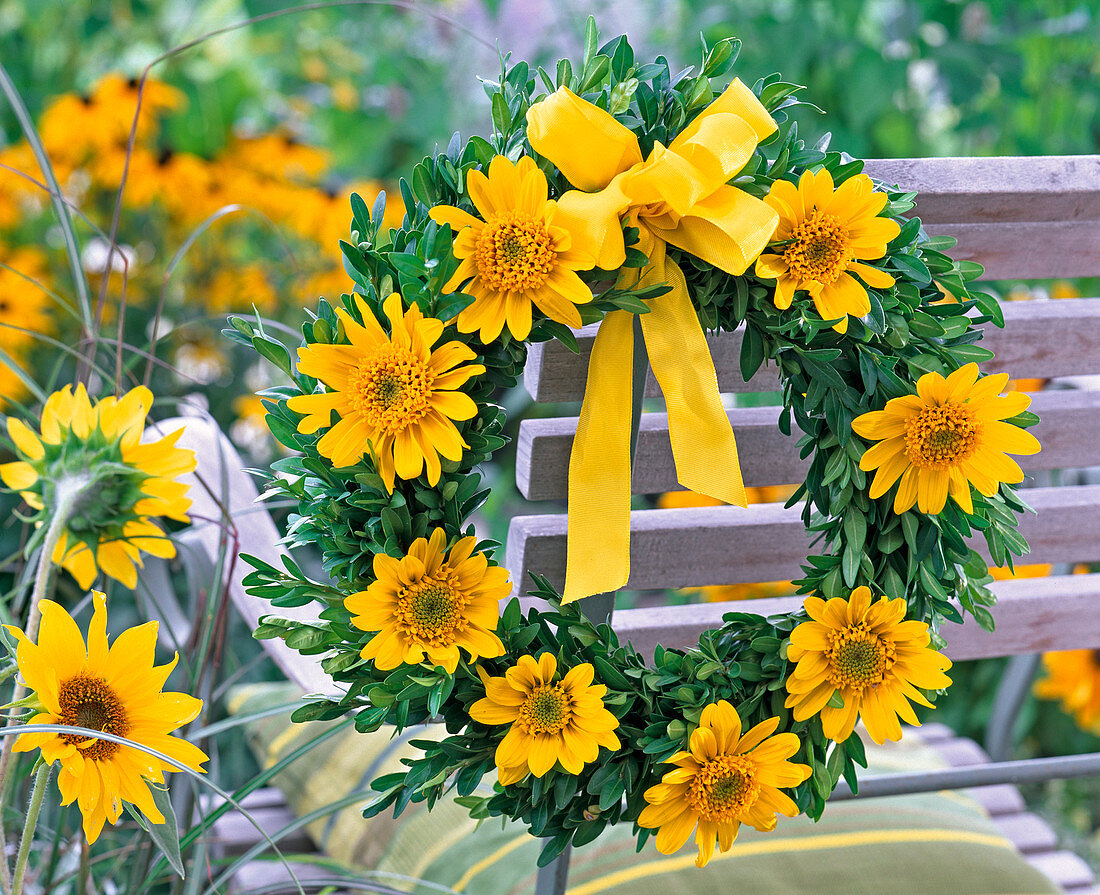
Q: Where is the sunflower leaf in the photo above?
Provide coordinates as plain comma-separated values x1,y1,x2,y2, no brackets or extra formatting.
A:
125,786,185,879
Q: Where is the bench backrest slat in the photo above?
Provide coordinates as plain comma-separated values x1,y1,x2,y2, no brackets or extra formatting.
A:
510,155,1100,661
524,297,1100,404
507,484,1100,593
517,388,1100,501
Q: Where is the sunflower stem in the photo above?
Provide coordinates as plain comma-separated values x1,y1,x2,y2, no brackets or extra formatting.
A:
78,832,90,895
26,473,93,642
0,473,92,891
10,761,50,895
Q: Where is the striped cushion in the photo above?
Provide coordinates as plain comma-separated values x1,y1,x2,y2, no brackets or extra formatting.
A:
229,683,1058,895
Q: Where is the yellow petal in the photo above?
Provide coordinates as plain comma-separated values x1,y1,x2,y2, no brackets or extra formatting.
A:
7,417,44,460
0,461,38,491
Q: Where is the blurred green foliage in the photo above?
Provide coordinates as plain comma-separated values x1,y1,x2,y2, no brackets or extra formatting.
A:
676,0,1100,157
3,0,1096,178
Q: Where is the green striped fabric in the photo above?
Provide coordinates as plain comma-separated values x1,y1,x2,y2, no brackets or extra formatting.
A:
229,683,1058,895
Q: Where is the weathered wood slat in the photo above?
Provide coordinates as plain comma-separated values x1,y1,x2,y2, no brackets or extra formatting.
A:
996,813,1060,855
1029,853,1098,892
173,417,334,696
524,297,1100,403
927,221,1100,279
211,804,314,856
506,485,1100,593
934,733,1092,890
516,388,1100,501
964,784,1027,818
862,156,1100,223
605,572,1100,663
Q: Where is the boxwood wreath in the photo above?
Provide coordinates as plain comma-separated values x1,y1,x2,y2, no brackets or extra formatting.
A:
229,23,1042,869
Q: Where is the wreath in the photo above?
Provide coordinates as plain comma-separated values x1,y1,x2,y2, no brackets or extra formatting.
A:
230,22,1041,869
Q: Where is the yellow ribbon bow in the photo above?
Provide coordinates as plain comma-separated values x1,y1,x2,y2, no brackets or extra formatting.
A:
526,79,780,603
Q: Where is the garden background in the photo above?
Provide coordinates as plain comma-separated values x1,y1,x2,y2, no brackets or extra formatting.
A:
2,0,1100,883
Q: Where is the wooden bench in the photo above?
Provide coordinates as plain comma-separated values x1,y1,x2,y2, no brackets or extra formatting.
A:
177,154,1100,892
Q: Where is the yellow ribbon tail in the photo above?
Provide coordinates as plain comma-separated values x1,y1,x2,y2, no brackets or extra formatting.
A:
639,242,748,508
563,309,635,604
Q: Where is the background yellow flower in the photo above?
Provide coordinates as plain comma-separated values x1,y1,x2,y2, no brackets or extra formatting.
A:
1035,650,1100,734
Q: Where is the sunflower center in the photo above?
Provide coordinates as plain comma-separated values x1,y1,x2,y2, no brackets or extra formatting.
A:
518,684,572,734
784,211,851,284
349,347,435,435
904,402,980,469
686,754,760,823
826,623,896,692
475,213,557,294
57,673,130,761
395,571,468,647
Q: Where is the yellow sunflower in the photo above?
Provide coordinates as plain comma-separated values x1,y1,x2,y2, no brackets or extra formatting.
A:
0,384,195,589
754,169,900,333
785,586,952,744
469,653,620,784
346,528,510,673
6,591,207,843
429,155,597,342
853,363,1042,515
638,700,810,867
287,293,484,490
1035,650,1100,734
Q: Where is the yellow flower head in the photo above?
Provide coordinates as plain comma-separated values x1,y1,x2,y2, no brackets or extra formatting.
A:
1035,650,1100,734
204,263,278,314
346,528,510,673
39,75,182,167
638,701,810,867
755,169,901,333
150,150,217,224
289,181,403,252
988,563,1052,581
92,74,184,137
0,247,53,352
470,653,621,784
287,293,484,491
429,155,597,342
5,591,207,843
223,133,330,183
853,363,1042,515
785,587,953,744
0,384,196,589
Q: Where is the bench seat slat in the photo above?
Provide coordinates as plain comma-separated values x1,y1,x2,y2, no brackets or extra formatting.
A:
505,485,1100,592
608,572,1100,662
862,156,1100,224
517,388,1100,501
524,297,1100,403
